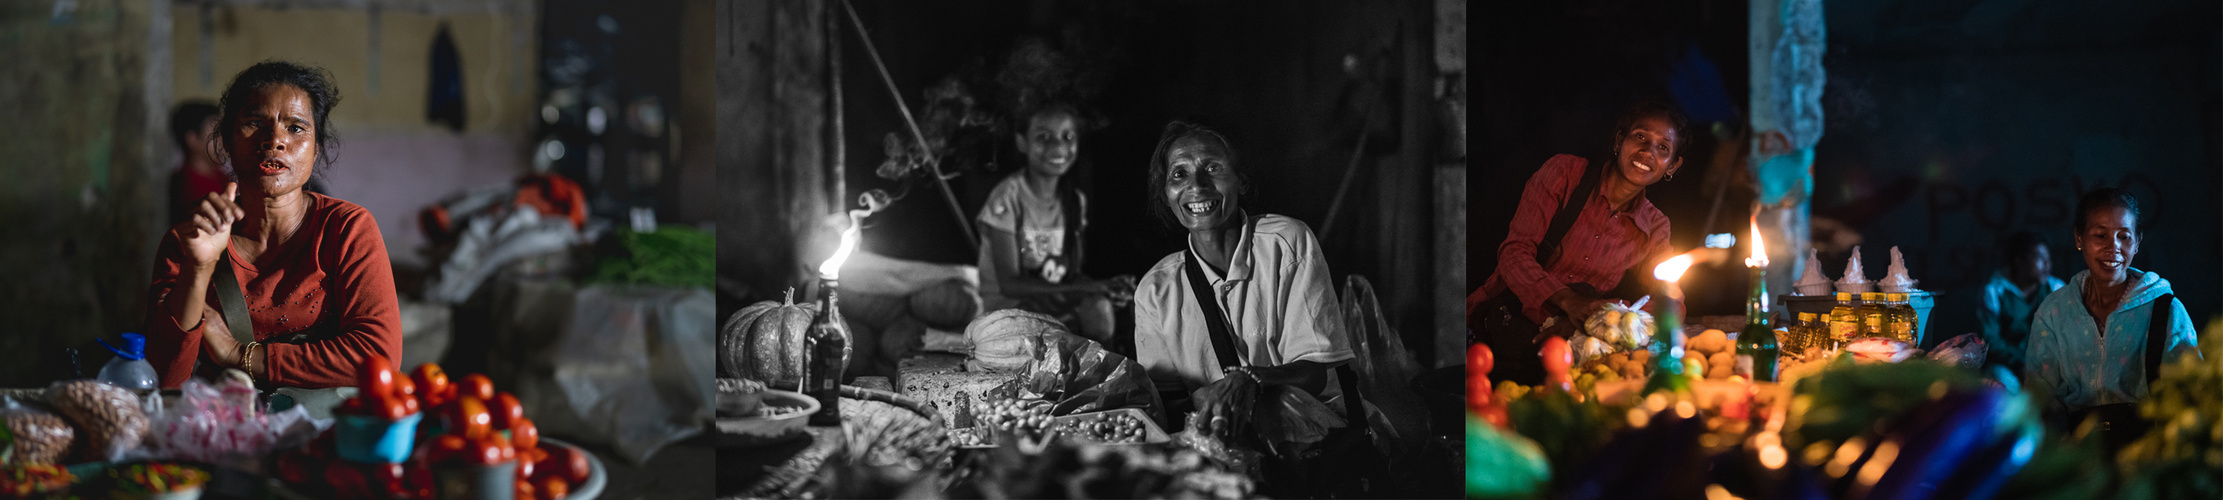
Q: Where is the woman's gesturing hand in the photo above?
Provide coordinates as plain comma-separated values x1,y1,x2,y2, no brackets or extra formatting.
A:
177,182,243,270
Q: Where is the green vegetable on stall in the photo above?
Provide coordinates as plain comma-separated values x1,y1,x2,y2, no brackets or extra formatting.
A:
1504,387,1625,483
1785,358,1988,453
591,226,715,288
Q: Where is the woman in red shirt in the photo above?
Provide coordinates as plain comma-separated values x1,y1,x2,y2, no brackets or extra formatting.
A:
145,61,401,389
1471,102,1686,385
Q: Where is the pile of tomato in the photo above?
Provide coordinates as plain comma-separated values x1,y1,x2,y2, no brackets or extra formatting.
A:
270,359,591,500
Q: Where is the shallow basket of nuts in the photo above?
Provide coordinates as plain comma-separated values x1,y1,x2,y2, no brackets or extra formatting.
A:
715,389,820,448
1052,408,1170,446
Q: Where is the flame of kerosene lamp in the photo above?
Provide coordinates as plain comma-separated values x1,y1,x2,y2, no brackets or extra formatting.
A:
1655,254,1695,291
818,210,865,280
1745,218,1769,269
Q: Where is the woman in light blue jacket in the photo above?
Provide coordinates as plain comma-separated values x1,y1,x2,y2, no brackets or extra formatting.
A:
2027,188,2201,416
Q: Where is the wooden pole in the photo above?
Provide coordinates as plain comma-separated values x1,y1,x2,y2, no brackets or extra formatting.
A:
838,0,977,249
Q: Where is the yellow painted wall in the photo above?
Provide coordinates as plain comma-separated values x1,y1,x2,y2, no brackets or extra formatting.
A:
171,4,537,133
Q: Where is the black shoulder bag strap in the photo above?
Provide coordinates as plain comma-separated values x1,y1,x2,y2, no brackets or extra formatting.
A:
1182,252,1366,429
211,252,256,346
214,249,352,410
1533,158,1604,268
2145,294,2175,386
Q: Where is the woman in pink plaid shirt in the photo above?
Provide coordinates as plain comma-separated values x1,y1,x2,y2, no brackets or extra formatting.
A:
1471,102,1688,385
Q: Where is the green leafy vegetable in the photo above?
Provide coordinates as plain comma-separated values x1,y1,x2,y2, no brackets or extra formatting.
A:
591,226,714,288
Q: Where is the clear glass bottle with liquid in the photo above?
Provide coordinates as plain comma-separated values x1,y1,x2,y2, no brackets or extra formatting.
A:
1856,292,1887,339
1796,312,1821,354
1884,293,1919,344
1829,292,1860,344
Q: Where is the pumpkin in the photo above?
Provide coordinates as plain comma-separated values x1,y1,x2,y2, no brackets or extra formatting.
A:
719,288,820,386
905,280,981,330
964,309,1077,372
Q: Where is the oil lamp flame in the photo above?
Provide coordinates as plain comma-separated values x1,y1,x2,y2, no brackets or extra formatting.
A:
819,210,866,279
1655,254,1696,282
1745,218,1769,268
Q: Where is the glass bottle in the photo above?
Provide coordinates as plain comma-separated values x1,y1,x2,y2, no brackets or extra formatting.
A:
1736,268,1780,382
1885,293,1918,344
806,279,851,426
1795,312,1819,354
1829,292,1860,346
1856,292,1885,339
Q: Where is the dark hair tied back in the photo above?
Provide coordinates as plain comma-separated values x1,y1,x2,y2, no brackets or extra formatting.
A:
215,60,343,173
2072,187,2143,235
1611,100,1691,157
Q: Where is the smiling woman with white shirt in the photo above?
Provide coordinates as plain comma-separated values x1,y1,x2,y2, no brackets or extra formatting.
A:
2026,188,2201,451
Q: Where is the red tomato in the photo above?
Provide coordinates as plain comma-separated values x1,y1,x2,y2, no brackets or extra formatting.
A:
325,462,371,500
543,445,591,483
396,374,417,398
358,356,397,399
468,437,506,465
1539,337,1570,374
460,374,496,402
444,396,494,441
491,393,525,430
1468,344,1494,377
538,476,570,500
521,447,549,475
373,463,408,496
517,479,538,500
367,392,410,420
491,432,518,463
1539,337,1572,389
424,434,471,464
515,451,537,480
511,418,540,451
401,395,421,416
413,364,452,407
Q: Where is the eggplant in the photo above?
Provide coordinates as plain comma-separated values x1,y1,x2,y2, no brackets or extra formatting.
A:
1843,387,2009,500
1927,421,2040,500
1565,409,1710,500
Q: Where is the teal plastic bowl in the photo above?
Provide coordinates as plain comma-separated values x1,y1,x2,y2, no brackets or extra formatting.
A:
335,412,423,464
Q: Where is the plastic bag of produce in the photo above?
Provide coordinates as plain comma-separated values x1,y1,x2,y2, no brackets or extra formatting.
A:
1174,413,1264,477
44,380,149,463
142,378,327,464
1250,385,1347,445
1926,333,1988,370
0,397,76,465
1009,333,1163,425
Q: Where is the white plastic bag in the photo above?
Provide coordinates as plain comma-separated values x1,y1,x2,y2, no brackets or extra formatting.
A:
550,284,716,464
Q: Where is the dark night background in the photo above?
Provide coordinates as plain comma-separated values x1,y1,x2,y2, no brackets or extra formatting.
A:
1473,0,2222,345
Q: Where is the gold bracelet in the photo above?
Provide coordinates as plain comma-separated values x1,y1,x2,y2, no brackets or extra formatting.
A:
244,341,261,377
